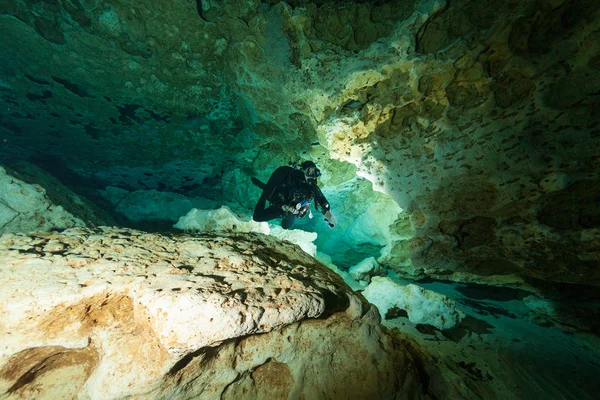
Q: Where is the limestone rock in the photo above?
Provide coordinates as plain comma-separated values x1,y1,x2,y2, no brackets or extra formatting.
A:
268,225,318,257
316,252,368,292
5,162,115,227
363,277,466,330
313,0,600,290
174,206,269,234
174,206,319,257
0,227,423,399
0,166,85,235
348,256,385,283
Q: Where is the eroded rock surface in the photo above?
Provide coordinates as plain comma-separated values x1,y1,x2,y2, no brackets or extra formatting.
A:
310,0,600,288
363,276,465,330
0,227,422,399
3,162,116,228
0,166,85,235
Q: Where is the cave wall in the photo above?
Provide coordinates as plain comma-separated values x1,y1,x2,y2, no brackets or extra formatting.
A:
319,0,600,288
219,0,600,288
240,0,600,289
1,0,599,289
1,0,265,201
0,0,410,264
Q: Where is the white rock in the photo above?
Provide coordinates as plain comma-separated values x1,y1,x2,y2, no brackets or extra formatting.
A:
174,206,269,234
347,193,402,246
0,227,394,399
317,252,368,292
348,256,385,283
0,166,85,235
175,206,319,257
362,276,465,330
269,225,318,257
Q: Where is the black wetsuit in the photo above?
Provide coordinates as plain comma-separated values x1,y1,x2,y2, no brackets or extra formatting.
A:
253,166,329,229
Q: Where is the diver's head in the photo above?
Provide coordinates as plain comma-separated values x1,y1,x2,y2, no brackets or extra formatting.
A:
301,161,321,183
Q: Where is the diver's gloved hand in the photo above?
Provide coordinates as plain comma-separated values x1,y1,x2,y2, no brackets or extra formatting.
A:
323,210,336,228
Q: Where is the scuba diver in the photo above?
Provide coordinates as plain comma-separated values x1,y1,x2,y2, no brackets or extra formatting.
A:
252,160,336,230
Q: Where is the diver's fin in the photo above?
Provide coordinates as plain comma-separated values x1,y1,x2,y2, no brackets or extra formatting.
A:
251,177,266,189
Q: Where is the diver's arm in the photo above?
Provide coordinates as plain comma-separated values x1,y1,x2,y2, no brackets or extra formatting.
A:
313,184,330,213
313,185,336,227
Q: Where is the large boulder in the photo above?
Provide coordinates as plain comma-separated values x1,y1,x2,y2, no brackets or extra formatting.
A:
175,206,318,256
0,227,424,399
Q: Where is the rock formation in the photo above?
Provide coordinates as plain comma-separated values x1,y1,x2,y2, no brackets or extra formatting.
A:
0,227,423,399
363,276,465,330
2,0,598,290
1,0,599,397
0,166,85,235
348,256,385,283
174,205,319,256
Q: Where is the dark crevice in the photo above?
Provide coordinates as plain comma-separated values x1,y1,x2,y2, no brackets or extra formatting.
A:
167,346,216,376
195,0,208,22
117,104,143,125
51,76,94,98
146,109,171,123
25,75,50,85
83,124,101,140
26,90,53,103
28,153,104,190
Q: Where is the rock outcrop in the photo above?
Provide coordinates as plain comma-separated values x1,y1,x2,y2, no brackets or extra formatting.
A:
363,276,465,330
175,205,319,257
308,0,600,289
0,227,423,399
2,162,116,228
0,166,85,235
348,256,385,283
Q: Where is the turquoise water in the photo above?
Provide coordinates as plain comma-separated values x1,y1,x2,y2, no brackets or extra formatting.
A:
385,273,600,399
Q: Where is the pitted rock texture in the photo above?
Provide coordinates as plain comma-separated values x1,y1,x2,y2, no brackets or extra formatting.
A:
0,227,421,399
1,0,257,199
0,0,411,266
307,0,600,288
